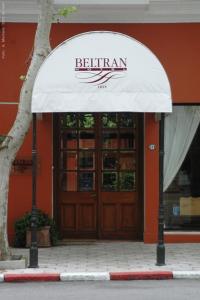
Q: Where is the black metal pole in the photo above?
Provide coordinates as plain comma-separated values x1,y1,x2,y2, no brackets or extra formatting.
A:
29,113,39,268
156,113,165,266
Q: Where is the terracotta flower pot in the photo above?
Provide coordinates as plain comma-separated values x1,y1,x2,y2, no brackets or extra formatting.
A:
26,226,51,247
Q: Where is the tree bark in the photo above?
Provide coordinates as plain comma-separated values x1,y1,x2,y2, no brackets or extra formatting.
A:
0,0,53,260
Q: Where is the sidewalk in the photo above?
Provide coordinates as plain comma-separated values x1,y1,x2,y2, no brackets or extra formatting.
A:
1,242,200,281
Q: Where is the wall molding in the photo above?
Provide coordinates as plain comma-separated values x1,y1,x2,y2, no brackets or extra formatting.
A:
1,1,200,23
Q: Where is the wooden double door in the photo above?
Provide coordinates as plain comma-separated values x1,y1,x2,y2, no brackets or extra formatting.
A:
54,113,143,240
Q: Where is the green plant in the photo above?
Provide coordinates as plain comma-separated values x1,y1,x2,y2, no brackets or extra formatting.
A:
0,135,6,144
14,209,58,247
58,6,77,17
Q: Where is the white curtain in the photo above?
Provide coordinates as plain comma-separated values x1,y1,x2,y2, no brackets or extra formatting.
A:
164,106,200,192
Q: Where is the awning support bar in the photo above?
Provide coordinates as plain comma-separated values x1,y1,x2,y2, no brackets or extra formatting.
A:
29,113,39,268
156,113,166,266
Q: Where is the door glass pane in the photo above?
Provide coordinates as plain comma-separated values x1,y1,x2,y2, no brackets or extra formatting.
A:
120,132,135,149
102,131,118,149
119,152,135,170
59,113,138,194
79,172,95,191
119,172,135,191
79,114,95,128
61,131,77,149
61,113,77,128
62,151,77,170
79,151,95,170
61,172,77,191
102,113,117,128
120,113,134,128
103,152,117,170
102,172,117,191
79,131,95,149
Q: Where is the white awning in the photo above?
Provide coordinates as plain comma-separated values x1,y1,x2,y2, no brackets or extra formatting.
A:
32,31,172,113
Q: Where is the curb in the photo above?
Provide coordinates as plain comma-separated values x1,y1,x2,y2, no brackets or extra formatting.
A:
173,271,200,279
1,271,200,282
60,272,110,281
110,271,173,280
4,273,60,282
0,274,4,282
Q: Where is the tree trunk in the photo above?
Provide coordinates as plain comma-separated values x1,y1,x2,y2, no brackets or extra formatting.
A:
0,0,53,260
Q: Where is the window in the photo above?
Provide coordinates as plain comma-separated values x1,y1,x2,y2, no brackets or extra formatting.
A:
164,123,200,230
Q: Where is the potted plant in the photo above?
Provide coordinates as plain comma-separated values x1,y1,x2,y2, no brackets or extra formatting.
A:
14,209,58,248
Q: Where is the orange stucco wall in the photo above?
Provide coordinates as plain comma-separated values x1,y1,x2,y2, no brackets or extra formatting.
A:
1,23,200,244
0,105,52,242
144,114,160,243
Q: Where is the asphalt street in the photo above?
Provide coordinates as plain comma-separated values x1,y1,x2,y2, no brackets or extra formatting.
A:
0,280,200,300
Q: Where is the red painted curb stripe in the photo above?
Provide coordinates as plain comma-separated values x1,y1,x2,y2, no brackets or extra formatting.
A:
110,271,173,280
4,273,60,282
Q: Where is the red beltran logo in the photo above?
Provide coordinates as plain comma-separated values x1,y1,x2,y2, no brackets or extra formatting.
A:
75,57,127,86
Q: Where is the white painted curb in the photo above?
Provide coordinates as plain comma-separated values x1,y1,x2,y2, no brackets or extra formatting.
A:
0,274,4,283
173,271,200,279
60,272,110,281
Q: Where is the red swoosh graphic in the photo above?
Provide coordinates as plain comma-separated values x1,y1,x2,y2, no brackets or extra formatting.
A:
76,70,125,86
94,74,120,85
84,71,112,84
